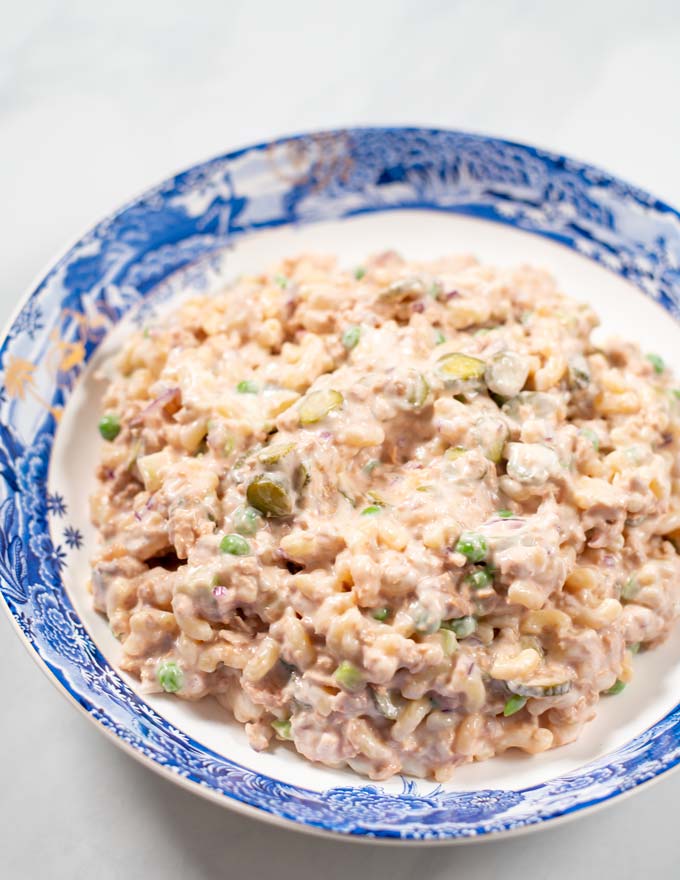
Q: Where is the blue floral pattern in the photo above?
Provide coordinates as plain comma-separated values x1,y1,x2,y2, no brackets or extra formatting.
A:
10,300,44,340
62,526,83,550
46,493,67,517
2,128,680,840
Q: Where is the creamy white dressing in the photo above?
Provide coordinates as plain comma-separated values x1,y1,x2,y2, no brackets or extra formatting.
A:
91,252,680,781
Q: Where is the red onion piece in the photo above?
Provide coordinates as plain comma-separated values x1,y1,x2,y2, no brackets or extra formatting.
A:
130,387,180,427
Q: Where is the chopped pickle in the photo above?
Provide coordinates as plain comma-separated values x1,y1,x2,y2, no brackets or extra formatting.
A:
436,352,486,385
246,474,292,517
299,389,344,425
258,441,295,465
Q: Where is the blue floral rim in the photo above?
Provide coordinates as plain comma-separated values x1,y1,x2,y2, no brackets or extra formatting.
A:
2,127,680,840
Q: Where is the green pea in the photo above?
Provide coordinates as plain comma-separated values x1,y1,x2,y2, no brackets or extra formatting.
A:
455,532,488,563
372,608,389,621
220,533,250,555
157,661,183,693
342,326,361,350
605,679,626,695
441,616,477,638
503,694,527,717
646,353,665,374
361,504,382,516
465,568,493,590
98,413,121,441
236,379,258,394
271,718,293,740
232,505,263,536
334,660,363,691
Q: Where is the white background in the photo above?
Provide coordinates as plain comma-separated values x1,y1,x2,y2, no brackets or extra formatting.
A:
2,1,680,876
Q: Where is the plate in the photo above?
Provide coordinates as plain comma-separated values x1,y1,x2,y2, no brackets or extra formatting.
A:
3,127,680,843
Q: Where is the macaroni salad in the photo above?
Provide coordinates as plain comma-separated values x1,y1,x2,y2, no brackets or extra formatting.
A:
90,251,680,780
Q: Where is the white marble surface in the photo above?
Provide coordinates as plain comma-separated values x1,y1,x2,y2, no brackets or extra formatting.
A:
3,1,680,876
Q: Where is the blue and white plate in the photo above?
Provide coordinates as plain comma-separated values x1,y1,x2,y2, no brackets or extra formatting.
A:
3,127,680,843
